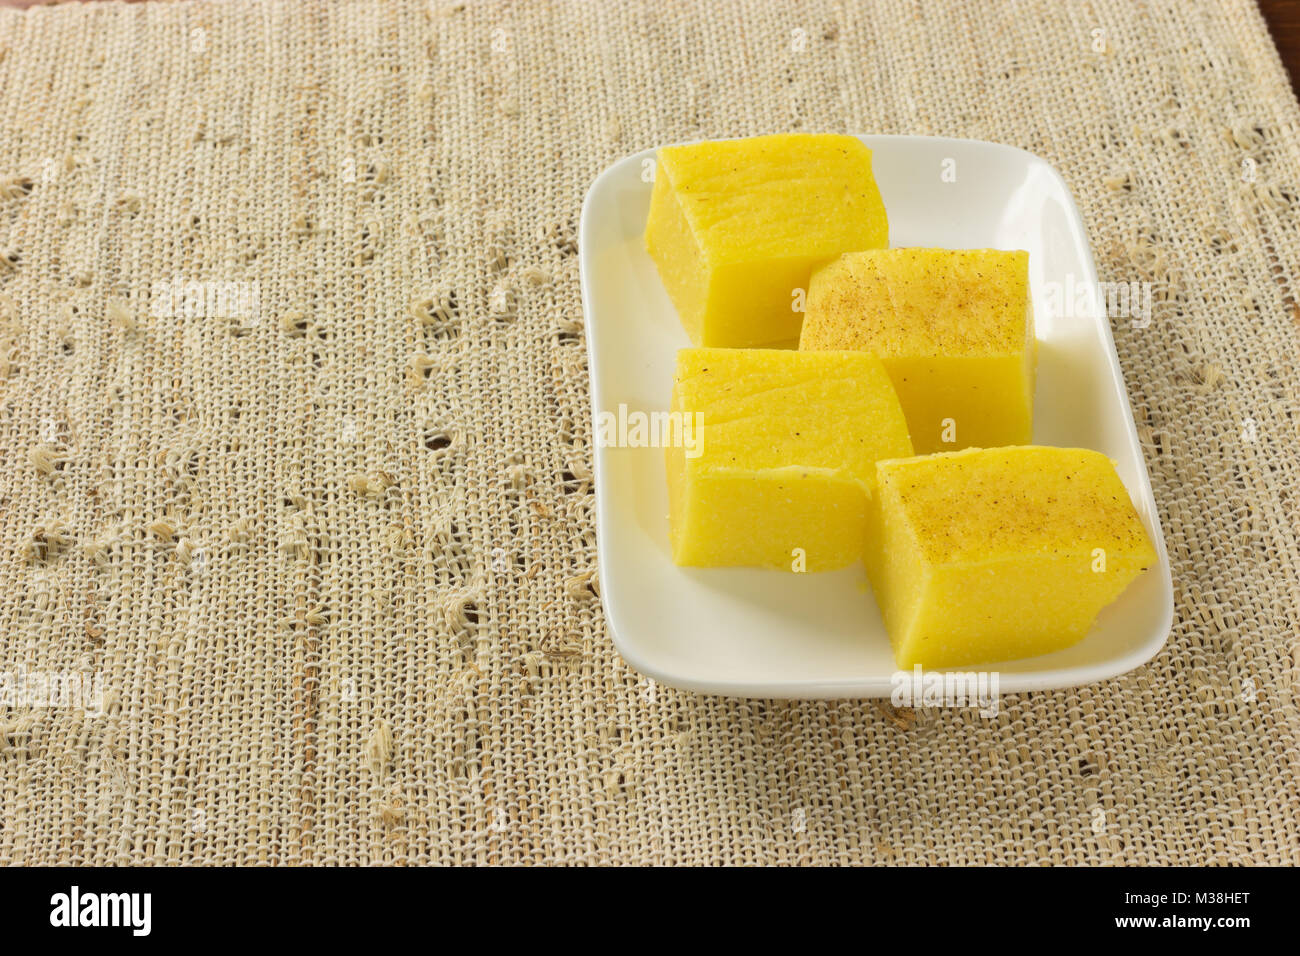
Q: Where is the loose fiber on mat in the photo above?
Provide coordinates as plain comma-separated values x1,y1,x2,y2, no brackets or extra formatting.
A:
0,0,1297,865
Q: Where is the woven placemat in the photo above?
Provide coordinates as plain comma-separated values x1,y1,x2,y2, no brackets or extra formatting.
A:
0,0,1296,865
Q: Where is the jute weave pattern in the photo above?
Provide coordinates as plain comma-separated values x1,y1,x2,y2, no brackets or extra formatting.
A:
0,0,1296,865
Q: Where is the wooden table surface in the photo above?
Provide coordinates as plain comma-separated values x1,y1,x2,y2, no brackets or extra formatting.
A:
1259,0,1300,88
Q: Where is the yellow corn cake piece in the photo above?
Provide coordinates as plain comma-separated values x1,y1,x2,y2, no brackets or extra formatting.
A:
800,248,1034,453
867,446,1157,668
668,348,912,571
645,134,889,349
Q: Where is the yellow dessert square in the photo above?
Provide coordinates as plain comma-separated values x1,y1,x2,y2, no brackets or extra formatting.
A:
645,134,889,349
667,348,912,571
800,248,1034,453
866,446,1157,669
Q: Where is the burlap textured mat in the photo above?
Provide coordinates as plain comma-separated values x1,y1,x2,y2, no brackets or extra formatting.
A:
0,0,1296,865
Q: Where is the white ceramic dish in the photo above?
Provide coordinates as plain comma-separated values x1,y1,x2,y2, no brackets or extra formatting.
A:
578,134,1174,699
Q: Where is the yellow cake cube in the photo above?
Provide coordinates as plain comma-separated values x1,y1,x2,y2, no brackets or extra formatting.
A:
645,134,889,349
866,446,1157,669
800,248,1034,453
668,348,912,571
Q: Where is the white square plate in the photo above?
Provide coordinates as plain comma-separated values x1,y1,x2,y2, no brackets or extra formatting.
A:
578,135,1174,698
